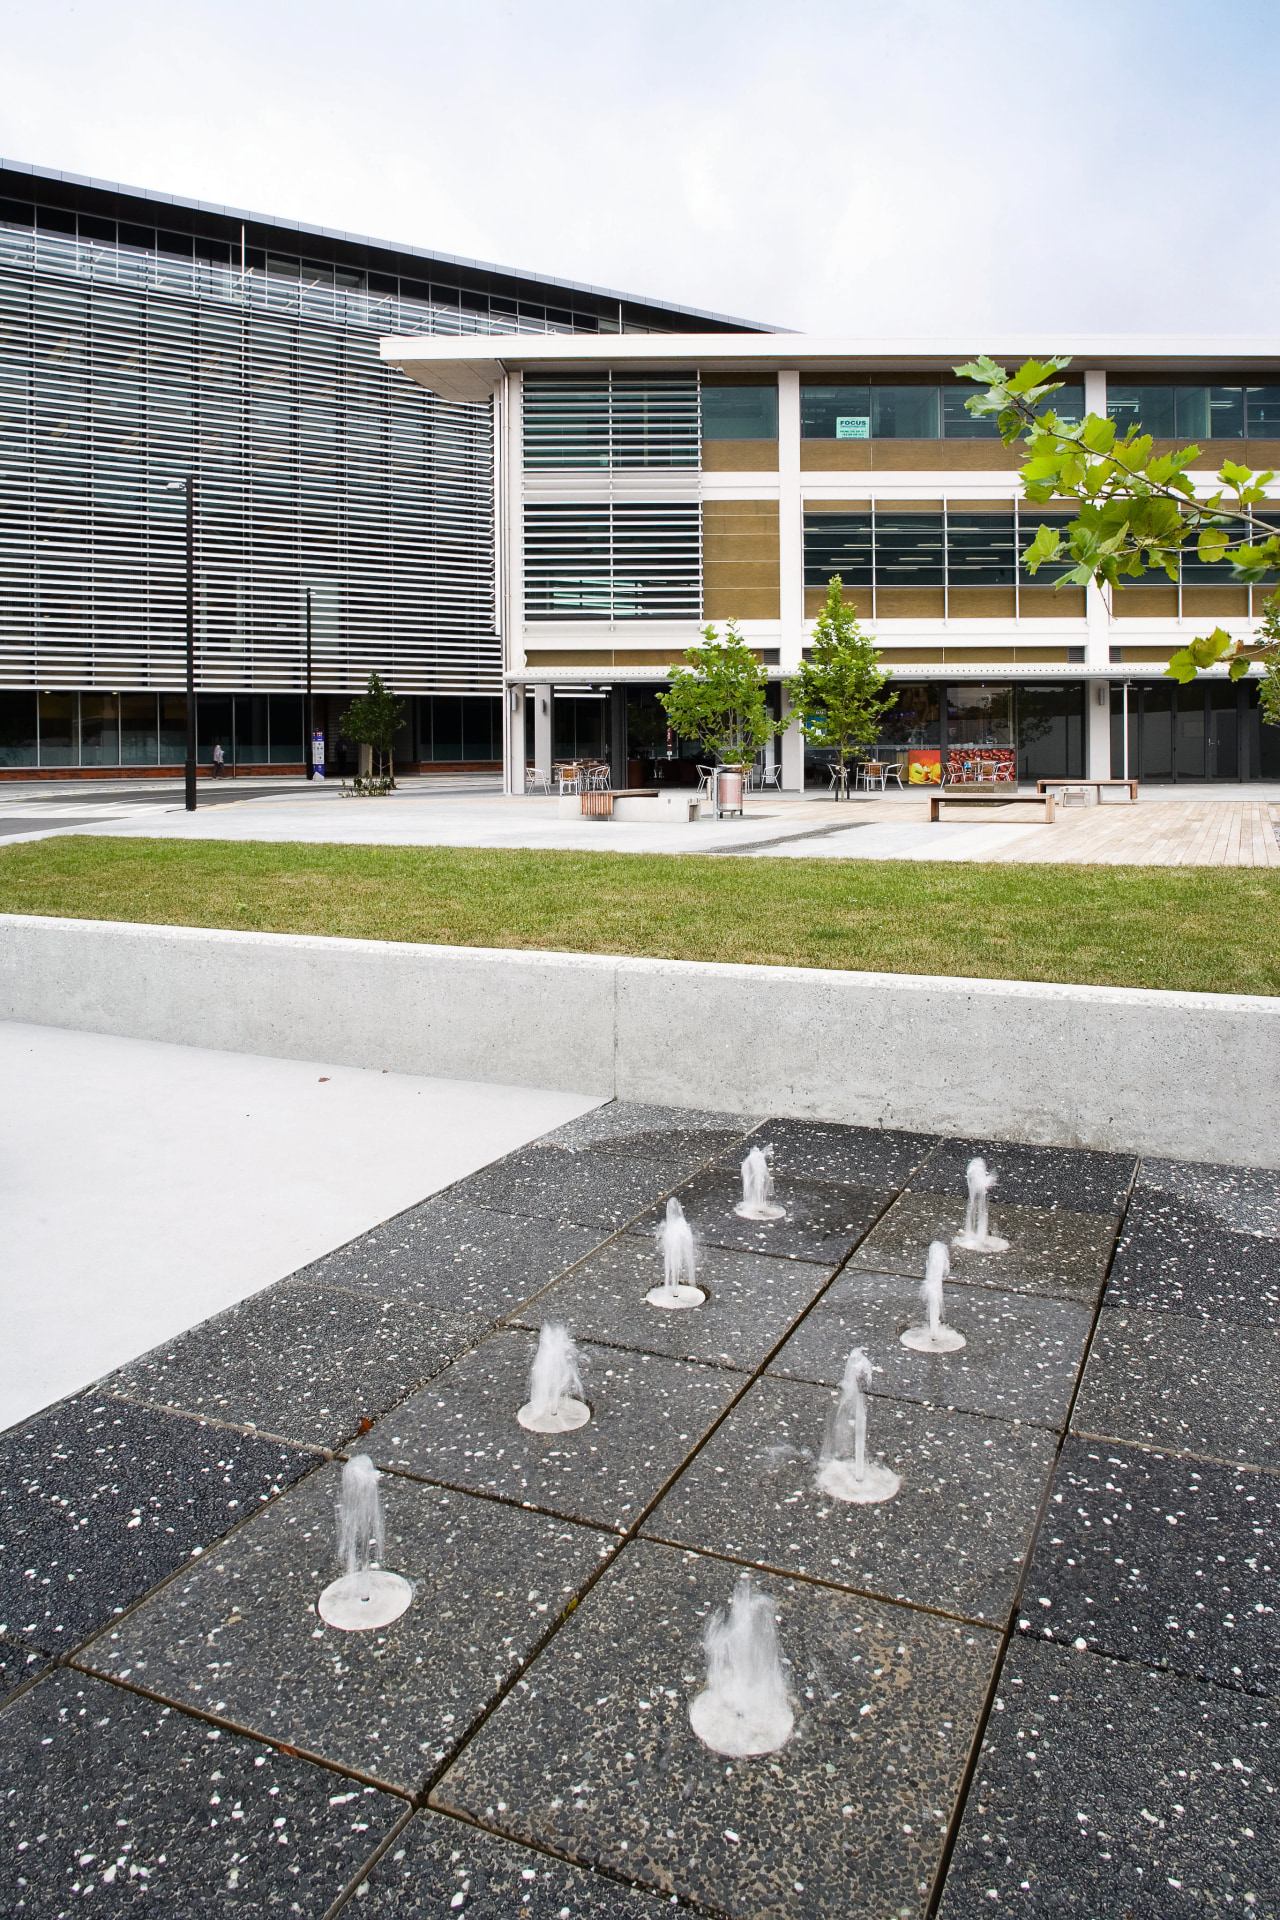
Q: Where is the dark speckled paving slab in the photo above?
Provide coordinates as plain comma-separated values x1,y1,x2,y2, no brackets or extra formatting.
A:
768,1268,1091,1430
0,1666,403,1914
367,1329,742,1532
103,1281,478,1450
642,1374,1055,1624
1017,1435,1280,1695
937,1637,1277,1918
1106,1191,1280,1328
908,1138,1135,1216
510,1238,833,1372
630,1166,889,1264
0,1394,320,1658
448,1119,751,1231
1136,1156,1280,1236
0,1630,49,1702
295,1201,605,1319
726,1117,937,1192
850,1192,1118,1305
431,1538,999,1920
75,1465,613,1795
1072,1306,1280,1469
543,1102,754,1153
354,1806,672,1916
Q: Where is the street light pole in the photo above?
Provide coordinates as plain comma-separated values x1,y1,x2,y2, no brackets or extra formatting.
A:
305,586,314,779
184,478,196,811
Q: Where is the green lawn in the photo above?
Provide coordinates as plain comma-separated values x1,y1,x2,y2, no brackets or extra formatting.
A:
0,835,1275,994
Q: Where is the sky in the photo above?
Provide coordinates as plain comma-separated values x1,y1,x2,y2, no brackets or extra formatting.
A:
2,0,1277,337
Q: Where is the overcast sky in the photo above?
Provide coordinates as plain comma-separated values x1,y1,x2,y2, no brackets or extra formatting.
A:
3,0,1276,337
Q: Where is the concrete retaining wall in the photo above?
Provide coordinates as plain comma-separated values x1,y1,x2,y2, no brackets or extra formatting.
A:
2,913,1276,1167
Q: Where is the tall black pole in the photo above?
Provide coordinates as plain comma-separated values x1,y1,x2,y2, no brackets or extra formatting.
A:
305,587,314,779
184,478,197,812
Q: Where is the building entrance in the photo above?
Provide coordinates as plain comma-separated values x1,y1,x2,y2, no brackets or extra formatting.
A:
1110,680,1279,781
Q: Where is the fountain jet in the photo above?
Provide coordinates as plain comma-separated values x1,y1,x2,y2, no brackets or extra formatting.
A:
814,1347,901,1505
688,1571,794,1756
646,1197,706,1309
734,1144,786,1222
517,1322,591,1432
317,1454,414,1631
952,1155,1009,1253
901,1239,967,1352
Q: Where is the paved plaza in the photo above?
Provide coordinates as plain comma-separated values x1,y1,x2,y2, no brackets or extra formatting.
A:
1,1095,1275,1915
1,774,1279,866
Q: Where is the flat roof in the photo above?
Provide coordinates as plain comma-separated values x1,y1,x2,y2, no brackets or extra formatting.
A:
0,156,778,332
382,329,1280,403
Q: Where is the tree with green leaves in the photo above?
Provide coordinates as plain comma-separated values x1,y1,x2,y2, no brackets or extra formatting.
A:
659,620,783,768
785,576,894,796
339,671,407,793
956,354,1280,713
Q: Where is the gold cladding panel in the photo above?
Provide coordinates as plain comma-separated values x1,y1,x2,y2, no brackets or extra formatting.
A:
800,441,873,471
1020,586,1087,618
702,439,779,471
1112,585,1179,618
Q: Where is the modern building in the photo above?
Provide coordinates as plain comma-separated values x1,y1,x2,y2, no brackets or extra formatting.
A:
382,332,1280,790
0,160,767,777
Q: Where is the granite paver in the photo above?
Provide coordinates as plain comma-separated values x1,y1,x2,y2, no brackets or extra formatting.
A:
1135,1156,1280,1236
0,1393,320,1656
1072,1307,1280,1469
1106,1192,1280,1327
630,1167,889,1264
511,1238,834,1372
938,1637,1277,1917
1018,1435,1280,1694
368,1329,742,1531
907,1138,1135,1216
104,1281,478,1449
0,1666,403,1914
448,1120,750,1231
850,1192,1118,1305
75,1466,614,1794
643,1374,1055,1623
768,1268,1091,1430
431,1538,999,1920
730,1117,936,1191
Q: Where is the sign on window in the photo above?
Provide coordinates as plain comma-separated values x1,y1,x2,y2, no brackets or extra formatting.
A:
835,416,870,440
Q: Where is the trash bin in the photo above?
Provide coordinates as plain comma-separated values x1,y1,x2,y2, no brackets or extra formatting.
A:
716,769,744,816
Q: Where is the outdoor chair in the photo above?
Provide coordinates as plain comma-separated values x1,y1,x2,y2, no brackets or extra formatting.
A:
525,764,552,796
757,763,782,791
696,765,715,798
882,760,905,790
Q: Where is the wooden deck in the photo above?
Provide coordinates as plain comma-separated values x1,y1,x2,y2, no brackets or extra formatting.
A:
989,797,1280,866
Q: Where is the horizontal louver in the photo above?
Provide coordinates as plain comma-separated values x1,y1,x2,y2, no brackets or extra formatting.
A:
523,373,699,469
524,501,701,620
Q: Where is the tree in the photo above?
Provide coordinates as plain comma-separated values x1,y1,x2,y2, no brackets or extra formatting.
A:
659,620,783,768
785,576,894,796
955,355,1280,713
339,671,407,793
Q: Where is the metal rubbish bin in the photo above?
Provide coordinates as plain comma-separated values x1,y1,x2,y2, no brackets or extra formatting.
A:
713,768,744,817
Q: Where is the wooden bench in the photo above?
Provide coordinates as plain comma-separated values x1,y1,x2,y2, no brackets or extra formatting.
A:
1036,778,1138,802
580,788,658,819
930,791,1056,822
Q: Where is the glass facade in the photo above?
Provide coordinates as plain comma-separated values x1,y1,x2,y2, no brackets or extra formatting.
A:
1110,680,1277,780
701,383,778,440
804,507,1082,602
1106,382,1280,439
803,681,1085,786
801,380,1084,438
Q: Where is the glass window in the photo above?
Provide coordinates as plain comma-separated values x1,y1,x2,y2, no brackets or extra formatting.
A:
948,685,1014,747
462,697,499,760
197,694,233,764
947,513,1016,586
1176,682,1205,779
80,693,119,765
235,694,269,764
941,387,1002,440
803,513,873,587
0,691,37,766
874,511,945,586
1209,681,1239,780
79,215,116,245
194,235,232,266
701,383,777,440
1016,684,1084,781
118,222,154,251
269,694,304,762
872,386,939,438
158,230,194,259
38,691,75,765
1142,683,1173,779
37,206,76,236
1107,384,1175,437
1247,385,1280,436
0,199,34,228
800,384,871,439
1204,386,1246,438
1017,510,1078,585
120,694,158,765
875,685,940,748
160,694,187,763
428,697,463,761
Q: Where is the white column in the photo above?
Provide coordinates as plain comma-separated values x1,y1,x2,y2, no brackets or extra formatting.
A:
509,686,527,793
777,368,803,670
1086,679,1112,779
1082,367,1112,776
532,683,552,780
781,684,804,792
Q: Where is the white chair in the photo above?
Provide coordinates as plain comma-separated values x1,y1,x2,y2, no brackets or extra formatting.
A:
757,763,782,792
587,763,611,792
881,758,905,791
557,763,581,796
696,764,716,799
526,765,552,796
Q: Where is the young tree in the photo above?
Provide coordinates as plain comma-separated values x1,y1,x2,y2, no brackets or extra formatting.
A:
785,576,894,796
339,671,407,792
659,620,783,767
956,354,1280,714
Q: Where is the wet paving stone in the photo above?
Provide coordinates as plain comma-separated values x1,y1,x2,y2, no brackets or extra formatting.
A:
0,1631,49,1701
431,1538,998,1920
355,1806,672,1916
543,1102,754,1157
907,1138,1135,1217
1018,1436,1280,1696
630,1167,889,1265
510,1238,833,1372
449,1123,750,1232
1136,1156,1280,1237
937,1637,1277,1918
1072,1307,1280,1470
1106,1192,1280,1328
850,1192,1117,1305
768,1268,1091,1431
75,1465,614,1795
0,1666,401,1914
727,1118,937,1192
0,1394,320,1657
642,1374,1054,1624
367,1329,741,1532
104,1281,479,1450
295,1202,605,1320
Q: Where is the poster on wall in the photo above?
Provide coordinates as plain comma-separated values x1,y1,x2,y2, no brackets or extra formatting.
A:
907,750,942,785
947,748,1016,784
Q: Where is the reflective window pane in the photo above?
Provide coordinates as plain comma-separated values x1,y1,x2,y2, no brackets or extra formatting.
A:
948,684,1014,747
235,694,269,764
700,383,778,440
947,513,1015,586
872,386,939,439
0,691,38,766
1107,384,1175,437
38,691,75,766
160,694,187,764
197,694,232,764
941,387,1001,439
120,694,158,766
269,694,304,762
803,513,873,587
80,692,119,765
800,384,871,439
1176,682,1205,779
1247,385,1280,436
874,512,944,586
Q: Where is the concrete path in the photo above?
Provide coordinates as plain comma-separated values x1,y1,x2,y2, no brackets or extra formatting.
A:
0,1021,604,1433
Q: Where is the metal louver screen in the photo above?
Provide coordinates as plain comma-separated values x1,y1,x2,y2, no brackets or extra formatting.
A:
524,501,702,620
522,372,700,469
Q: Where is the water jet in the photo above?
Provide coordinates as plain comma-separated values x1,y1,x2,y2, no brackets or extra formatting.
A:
317,1454,414,1631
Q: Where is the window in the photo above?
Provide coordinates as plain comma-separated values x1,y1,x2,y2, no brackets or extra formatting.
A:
801,385,871,439
946,513,1016,587
1107,382,1252,439
872,387,939,440
701,383,777,440
0,691,37,766
805,505,1086,599
872,511,945,587
523,373,699,469
1247,386,1280,436
802,513,872,588
524,500,700,621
